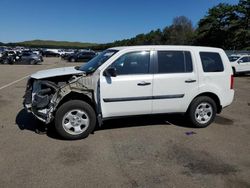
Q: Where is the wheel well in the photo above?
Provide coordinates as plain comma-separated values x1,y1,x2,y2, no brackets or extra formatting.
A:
56,92,96,112
193,92,222,113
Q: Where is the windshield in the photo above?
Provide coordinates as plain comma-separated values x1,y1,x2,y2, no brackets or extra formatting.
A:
229,56,240,62
79,49,118,73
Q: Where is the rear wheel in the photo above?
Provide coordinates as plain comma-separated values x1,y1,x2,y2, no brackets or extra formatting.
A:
187,96,217,128
55,100,96,140
70,58,76,62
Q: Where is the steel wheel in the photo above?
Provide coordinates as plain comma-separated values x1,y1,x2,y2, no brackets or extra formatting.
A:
194,102,213,124
62,109,90,135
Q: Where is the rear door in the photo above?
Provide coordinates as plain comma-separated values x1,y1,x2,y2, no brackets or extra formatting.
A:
100,50,154,118
152,50,199,113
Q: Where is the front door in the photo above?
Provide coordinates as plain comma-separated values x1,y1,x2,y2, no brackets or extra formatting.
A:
100,51,153,118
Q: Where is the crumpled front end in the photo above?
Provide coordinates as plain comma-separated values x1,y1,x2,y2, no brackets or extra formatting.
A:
23,78,60,123
23,74,96,124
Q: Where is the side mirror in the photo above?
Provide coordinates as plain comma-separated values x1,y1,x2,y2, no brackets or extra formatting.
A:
103,67,117,77
238,60,243,64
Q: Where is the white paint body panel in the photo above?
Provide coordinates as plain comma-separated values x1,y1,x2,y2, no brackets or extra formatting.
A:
29,45,234,119
99,46,234,118
100,75,153,117
30,66,83,79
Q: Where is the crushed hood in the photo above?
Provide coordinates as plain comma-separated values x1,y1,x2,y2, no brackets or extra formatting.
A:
31,66,84,79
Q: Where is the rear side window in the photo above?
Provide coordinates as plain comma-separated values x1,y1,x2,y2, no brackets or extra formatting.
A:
157,51,193,73
200,52,224,72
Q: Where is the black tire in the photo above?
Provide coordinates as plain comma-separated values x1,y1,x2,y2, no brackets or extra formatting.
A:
30,60,36,65
70,58,76,62
187,96,217,128
55,100,96,140
3,59,9,64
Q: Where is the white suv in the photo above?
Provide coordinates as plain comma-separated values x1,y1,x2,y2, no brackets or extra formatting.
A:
229,54,250,75
24,46,234,140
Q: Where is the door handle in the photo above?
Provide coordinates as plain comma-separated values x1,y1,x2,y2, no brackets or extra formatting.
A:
185,79,196,83
137,81,151,86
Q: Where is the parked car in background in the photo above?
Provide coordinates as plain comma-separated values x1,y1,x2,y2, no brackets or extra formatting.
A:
42,50,60,57
61,50,78,60
230,55,250,75
58,49,74,56
18,51,43,64
32,50,42,56
6,50,17,56
0,50,4,58
0,51,16,64
24,45,234,140
67,51,96,62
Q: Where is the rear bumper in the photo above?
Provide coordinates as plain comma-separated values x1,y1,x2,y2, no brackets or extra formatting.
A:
221,90,235,109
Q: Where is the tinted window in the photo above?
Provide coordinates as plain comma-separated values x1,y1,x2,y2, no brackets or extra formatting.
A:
157,51,193,73
22,52,31,56
229,56,240,62
240,57,250,63
200,52,224,72
111,51,150,75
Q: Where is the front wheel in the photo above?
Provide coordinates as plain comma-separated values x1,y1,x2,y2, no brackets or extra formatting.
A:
55,100,96,140
187,96,217,128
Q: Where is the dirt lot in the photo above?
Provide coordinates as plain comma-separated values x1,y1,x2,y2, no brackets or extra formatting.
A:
0,58,249,188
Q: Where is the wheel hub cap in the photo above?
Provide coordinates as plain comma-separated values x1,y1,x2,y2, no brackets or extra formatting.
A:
62,109,90,135
195,102,213,124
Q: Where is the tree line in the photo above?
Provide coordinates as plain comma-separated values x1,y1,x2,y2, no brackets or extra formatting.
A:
95,0,249,50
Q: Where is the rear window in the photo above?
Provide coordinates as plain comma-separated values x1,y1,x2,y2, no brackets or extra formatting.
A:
157,51,193,73
200,52,224,72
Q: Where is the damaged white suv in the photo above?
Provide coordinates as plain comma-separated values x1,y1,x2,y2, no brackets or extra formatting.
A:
24,46,234,140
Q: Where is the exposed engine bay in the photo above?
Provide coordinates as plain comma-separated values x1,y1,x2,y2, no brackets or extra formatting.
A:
23,74,96,124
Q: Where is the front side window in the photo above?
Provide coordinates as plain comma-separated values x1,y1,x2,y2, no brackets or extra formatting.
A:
200,52,224,72
111,51,150,75
157,51,193,73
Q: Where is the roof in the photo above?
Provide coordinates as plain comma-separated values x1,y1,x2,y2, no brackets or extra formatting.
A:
109,45,223,52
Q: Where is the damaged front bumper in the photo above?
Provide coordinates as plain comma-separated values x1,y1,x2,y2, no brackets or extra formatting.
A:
23,75,95,124
23,79,59,124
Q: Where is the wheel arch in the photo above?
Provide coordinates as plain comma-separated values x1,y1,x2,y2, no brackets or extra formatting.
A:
55,91,96,113
189,92,222,113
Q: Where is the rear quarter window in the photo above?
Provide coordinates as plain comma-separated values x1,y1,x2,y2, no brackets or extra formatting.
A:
200,52,224,72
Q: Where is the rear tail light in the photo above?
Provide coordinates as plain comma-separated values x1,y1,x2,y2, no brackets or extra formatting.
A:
230,75,234,89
